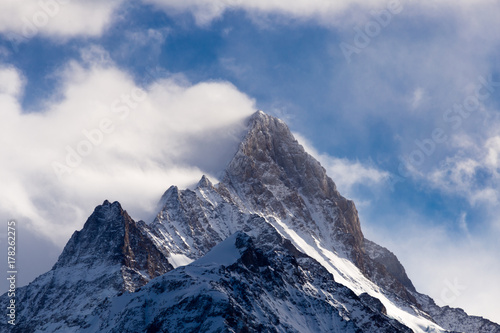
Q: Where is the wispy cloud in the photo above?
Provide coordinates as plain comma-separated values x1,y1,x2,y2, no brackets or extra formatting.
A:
0,52,255,246
410,87,425,110
142,0,499,27
294,132,389,199
363,216,500,323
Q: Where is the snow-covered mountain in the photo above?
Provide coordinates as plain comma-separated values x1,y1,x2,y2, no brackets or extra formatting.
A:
1,201,173,333
2,111,499,333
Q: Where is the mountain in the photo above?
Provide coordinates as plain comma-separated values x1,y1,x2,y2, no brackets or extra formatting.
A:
2,111,499,333
1,201,172,333
86,230,413,333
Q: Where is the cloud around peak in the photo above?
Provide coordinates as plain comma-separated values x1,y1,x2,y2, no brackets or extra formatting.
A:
293,132,390,200
0,53,255,246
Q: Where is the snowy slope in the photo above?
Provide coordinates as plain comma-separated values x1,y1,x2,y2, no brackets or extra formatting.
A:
149,179,446,332
82,230,414,333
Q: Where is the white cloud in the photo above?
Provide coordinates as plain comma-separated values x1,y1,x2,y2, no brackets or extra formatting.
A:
0,65,24,97
0,55,256,247
293,132,389,198
417,128,500,207
80,45,114,66
0,0,497,46
319,0,500,213
142,0,390,26
485,136,500,168
141,0,499,27
386,112,500,323
0,0,124,40
410,87,425,110
458,211,470,236
1,0,497,41
125,27,170,47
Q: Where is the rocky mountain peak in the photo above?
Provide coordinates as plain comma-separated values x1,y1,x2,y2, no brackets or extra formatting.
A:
227,110,339,199
197,174,214,189
53,200,129,268
53,199,172,290
222,111,365,268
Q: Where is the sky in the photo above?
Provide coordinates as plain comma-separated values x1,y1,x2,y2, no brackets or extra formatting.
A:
0,0,499,324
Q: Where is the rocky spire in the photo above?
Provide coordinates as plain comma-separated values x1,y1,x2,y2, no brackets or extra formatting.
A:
197,174,214,188
221,112,422,305
223,111,366,268
54,200,173,290
229,110,341,199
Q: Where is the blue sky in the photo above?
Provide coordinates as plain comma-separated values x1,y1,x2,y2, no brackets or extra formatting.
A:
1,0,499,323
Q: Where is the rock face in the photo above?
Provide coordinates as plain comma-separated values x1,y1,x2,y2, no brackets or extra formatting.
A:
223,112,366,267
413,292,500,333
1,201,172,333
1,111,499,333
55,200,173,291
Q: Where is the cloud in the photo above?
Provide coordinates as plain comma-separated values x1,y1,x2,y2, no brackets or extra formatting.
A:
80,45,114,66
141,0,498,27
409,87,425,110
457,211,470,236
293,132,389,199
125,28,170,47
0,53,256,248
425,154,499,206
316,0,500,209
0,65,24,97
1,0,498,43
407,103,500,207
142,0,387,26
0,0,124,40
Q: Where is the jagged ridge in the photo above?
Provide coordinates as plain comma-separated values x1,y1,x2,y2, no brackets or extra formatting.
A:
86,229,414,333
1,201,172,333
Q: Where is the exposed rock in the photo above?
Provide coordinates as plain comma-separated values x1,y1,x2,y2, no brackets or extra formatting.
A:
0,200,172,333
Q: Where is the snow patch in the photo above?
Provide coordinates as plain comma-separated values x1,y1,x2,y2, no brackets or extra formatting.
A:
193,232,245,267
168,253,193,268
